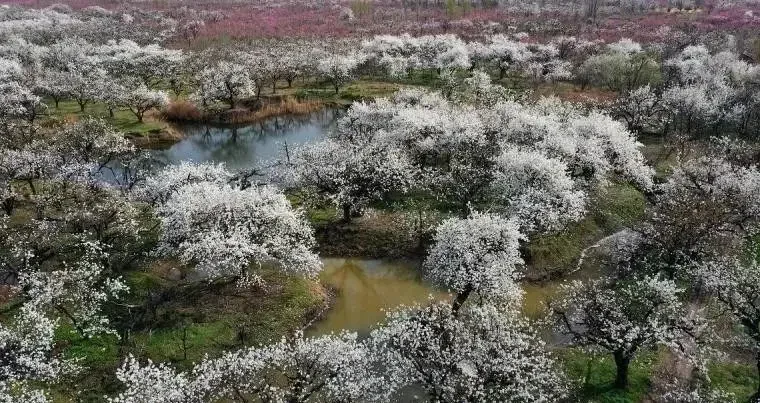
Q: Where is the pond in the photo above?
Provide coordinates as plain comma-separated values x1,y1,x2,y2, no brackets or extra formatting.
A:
307,259,448,336
157,110,599,338
307,258,588,337
154,108,343,170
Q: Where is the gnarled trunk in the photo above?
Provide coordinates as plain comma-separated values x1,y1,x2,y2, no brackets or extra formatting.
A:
613,351,630,389
451,284,473,315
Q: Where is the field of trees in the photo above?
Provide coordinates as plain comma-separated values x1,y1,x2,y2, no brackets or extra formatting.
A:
1,0,760,402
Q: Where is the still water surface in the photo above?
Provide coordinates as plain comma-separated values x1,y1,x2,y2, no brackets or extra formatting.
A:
155,109,342,170
308,259,447,336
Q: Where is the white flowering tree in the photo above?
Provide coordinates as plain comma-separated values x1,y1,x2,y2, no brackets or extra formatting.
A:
695,258,760,400
284,138,414,222
316,88,653,224
122,85,169,123
18,240,128,338
612,85,669,134
448,70,511,107
370,302,567,402
661,45,760,137
491,147,586,233
60,64,109,112
361,34,471,76
317,54,360,94
482,34,531,79
110,331,384,403
52,117,138,180
34,69,69,109
137,162,232,205
424,212,524,312
553,275,694,389
154,179,320,280
577,38,659,92
108,356,193,403
0,81,45,123
94,39,184,88
647,155,760,274
192,61,256,109
0,306,72,403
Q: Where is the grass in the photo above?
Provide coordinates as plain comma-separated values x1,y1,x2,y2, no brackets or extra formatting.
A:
47,99,167,135
338,80,403,101
560,348,660,402
294,79,403,104
52,265,326,401
709,361,758,401
526,182,647,276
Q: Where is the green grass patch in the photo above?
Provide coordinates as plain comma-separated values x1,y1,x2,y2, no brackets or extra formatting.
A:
709,361,758,401
293,79,402,104
47,100,166,135
53,326,124,400
339,80,401,101
527,182,646,274
54,265,325,400
125,267,324,365
560,348,659,402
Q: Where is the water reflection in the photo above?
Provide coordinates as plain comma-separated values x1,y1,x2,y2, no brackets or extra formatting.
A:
308,258,447,336
155,108,342,171
308,258,598,338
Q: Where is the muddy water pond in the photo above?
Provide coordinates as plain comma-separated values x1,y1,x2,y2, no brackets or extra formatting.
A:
307,259,447,336
307,258,595,336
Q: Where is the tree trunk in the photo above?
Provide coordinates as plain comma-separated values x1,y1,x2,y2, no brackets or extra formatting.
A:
342,204,351,222
451,284,473,315
287,79,293,88
613,352,630,389
2,197,14,215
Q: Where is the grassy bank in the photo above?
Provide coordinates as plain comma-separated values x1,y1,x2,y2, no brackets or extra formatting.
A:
163,96,327,125
560,348,661,402
526,182,647,279
708,361,758,401
48,100,168,136
51,265,328,401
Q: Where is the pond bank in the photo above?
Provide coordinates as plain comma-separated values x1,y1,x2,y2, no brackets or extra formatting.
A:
162,96,330,126
125,124,184,149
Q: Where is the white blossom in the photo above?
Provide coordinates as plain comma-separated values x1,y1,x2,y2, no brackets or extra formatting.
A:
370,302,568,402
155,180,320,279
424,211,524,308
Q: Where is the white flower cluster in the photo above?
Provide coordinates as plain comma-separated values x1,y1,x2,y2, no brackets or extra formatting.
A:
286,86,652,234
424,212,524,302
147,163,321,279
370,302,568,402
